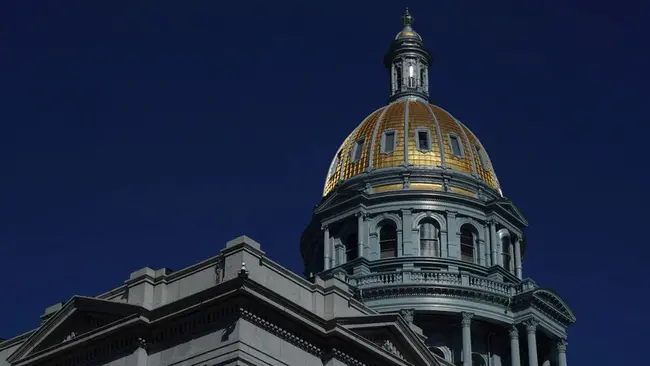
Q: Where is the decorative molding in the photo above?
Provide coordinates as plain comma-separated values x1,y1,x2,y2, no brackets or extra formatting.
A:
508,326,519,340
382,340,405,360
523,318,539,334
399,309,415,324
461,312,474,327
328,348,367,366
239,307,322,357
557,338,568,352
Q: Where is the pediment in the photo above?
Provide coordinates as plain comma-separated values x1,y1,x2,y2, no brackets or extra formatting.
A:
491,200,528,226
336,314,439,366
532,288,576,323
7,296,143,363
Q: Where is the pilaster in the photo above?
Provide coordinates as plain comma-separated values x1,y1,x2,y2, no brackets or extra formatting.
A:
356,212,366,258
401,209,415,256
447,211,460,259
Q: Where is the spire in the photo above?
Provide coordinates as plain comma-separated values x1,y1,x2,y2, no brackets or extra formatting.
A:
384,9,432,102
402,7,414,27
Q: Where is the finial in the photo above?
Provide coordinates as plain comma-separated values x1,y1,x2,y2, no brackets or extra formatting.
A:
238,262,249,278
402,7,414,27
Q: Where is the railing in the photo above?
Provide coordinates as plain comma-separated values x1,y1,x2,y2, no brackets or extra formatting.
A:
350,269,522,296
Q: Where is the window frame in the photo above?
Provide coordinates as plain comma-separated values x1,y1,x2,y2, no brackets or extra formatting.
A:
447,133,465,158
380,129,397,154
459,227,475,263
379,224,398,259
350,138,365,163
415,128,432,152
474,144,489,170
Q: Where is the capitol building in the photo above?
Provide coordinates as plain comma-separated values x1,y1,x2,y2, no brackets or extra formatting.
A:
0,10,574,366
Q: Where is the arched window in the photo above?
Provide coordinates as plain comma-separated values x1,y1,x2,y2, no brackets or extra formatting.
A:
408,63,416,88
395,65,403,90
419,219,440,257
500,231,512,271
379,223,397,259
460,224,477,263
346,232,358,262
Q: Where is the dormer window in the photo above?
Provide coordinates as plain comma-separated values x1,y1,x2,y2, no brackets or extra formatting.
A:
381,130,396,154
474,145,489,170
328,150,342,178
416,128,431,151
350,138,365,163
448,134,464,157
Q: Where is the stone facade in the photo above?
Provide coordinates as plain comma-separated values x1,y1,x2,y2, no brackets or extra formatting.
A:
0,237,443,366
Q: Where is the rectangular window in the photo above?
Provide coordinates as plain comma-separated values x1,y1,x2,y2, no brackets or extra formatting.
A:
417,130,431,151
351,139,365,163
449,135,463,157
381,131,395,153
474,145,488,170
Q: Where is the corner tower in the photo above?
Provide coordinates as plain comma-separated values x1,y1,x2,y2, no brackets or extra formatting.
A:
301,9,575,366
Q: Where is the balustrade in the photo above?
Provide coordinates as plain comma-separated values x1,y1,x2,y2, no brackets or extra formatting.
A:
351,268,524,296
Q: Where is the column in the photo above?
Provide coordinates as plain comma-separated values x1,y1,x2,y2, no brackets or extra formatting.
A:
461,312,474,366
401,209,414,256
524,319,539,366
557,338,568,366
509,243,515,274
323,226,331,270
490,221,498,265
514,236,522,279
484,224,492,266
357,213,365,258
509,326,521,366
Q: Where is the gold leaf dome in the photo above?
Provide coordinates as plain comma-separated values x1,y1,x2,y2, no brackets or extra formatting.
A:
323,98,501,197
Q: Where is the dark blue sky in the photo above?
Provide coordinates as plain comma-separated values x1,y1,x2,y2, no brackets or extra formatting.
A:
1,1,647,364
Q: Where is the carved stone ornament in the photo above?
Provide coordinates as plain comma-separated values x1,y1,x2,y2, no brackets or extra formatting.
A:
557,338,568,352
137,337,148,350
382,340,404,359
508,326,519,339
523,318,539,334
461,312,474,326
63,332,77,341
399,308,415,323
238,262,249,279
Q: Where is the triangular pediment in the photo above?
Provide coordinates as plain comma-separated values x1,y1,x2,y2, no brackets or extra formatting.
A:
491,200,528,226
532,288,576,323
7,296,143,363
336,314,439,366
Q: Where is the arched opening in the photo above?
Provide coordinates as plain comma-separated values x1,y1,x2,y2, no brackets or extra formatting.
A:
472,353,487,366
345,232,358,262
460,224,478,263
431,347,445,359
499,229,512,271
395,65,403,90
419,219,440,257
379,223,397,259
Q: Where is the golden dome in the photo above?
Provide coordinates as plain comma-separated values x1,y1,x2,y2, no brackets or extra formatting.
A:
323,98,501,197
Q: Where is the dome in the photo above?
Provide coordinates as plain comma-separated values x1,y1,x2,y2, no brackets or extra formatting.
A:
323,97,501,197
